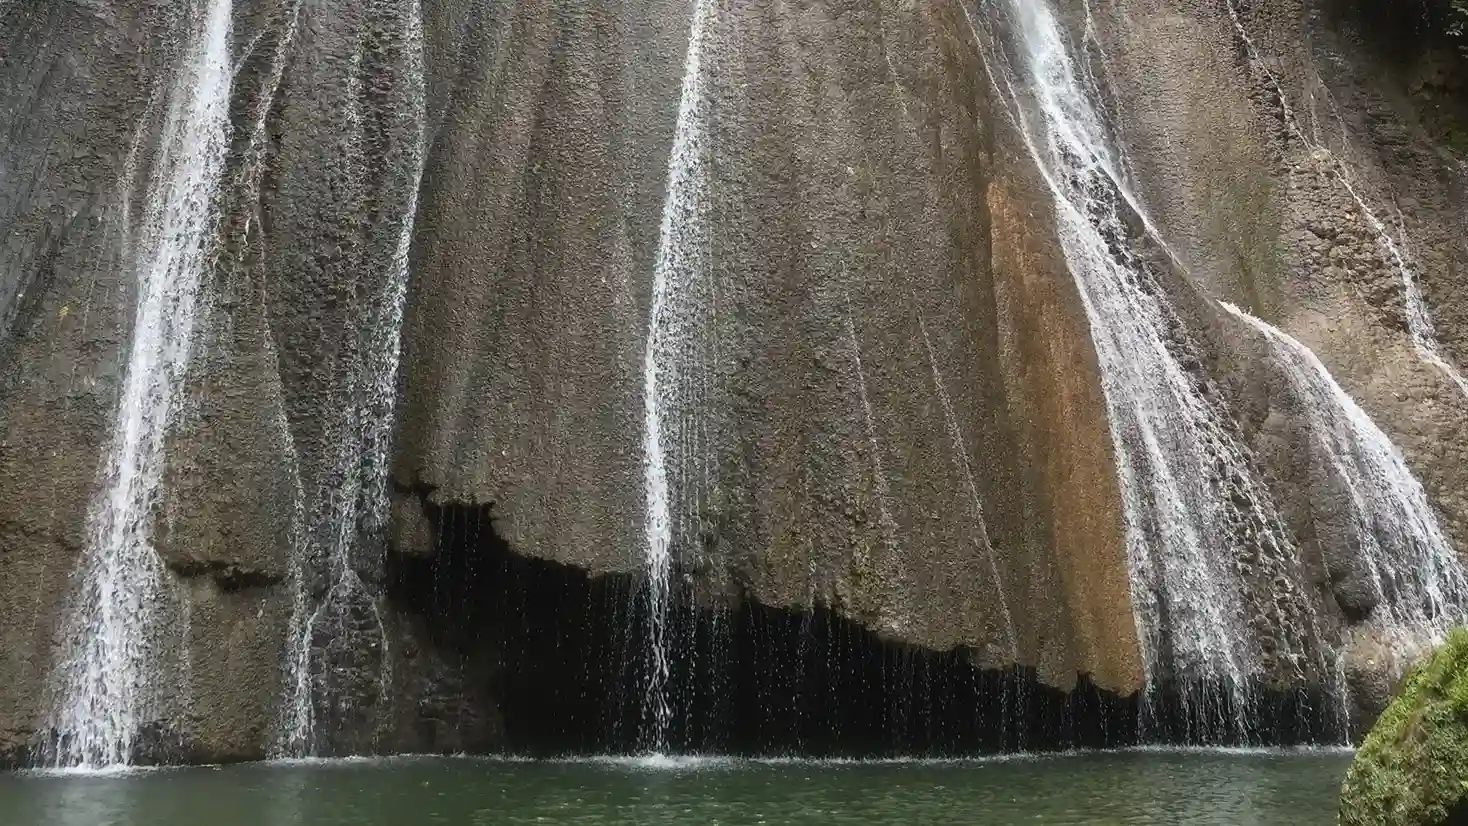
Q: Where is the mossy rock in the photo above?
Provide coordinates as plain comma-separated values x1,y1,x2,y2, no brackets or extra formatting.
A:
1339,628,1468,826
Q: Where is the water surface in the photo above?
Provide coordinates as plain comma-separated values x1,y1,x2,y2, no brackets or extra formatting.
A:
1,750,1350,825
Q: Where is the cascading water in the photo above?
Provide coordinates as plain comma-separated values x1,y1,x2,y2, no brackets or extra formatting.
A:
42,0,234,769
1223,303,1468,655
275,0,427,757
973,0,1322,741
641,0,716,755
212,0,309,755
1223,1,1468,399
973,0,1467,743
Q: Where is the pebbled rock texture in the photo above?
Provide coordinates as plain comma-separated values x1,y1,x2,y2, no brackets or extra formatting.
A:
0,0,1464,763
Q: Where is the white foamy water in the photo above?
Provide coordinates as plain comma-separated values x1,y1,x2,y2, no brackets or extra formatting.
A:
976,0,1285,738
641,0,716,754
275,0,428,757
967,0,1341,740
1223,303,1468,650
44,0,234,769
969,0,1463,743
1223,1,1468,399
250,746,1350,773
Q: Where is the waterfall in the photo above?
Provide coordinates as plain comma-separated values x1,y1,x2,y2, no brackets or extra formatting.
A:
42,0,234,769
275,0,427,756
1223,303,1468,653
208,0,309,757
970,0,1467,742
973,0,1321,741
641,0,716,754
1223,1,1468,399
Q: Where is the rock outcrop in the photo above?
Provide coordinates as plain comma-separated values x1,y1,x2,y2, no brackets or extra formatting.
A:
1084,0,1468,728
1340,628,1468,826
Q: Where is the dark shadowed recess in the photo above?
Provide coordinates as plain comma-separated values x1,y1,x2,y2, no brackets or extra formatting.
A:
1326,0,1464,55
385,498,1345,758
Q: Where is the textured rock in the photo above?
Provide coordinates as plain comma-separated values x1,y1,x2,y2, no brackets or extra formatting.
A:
1090,0,1468,548
0,0,1466,764
0,0,166,765
392,0,683,576
1343,628,1410,740
1084,0,1468,691
391,0,1144,692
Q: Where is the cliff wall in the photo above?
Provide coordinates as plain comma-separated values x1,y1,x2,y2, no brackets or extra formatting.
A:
0,0,1462,762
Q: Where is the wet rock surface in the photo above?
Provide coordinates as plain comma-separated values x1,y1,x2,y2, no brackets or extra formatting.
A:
0,0,1464,764
1087,0,1468,690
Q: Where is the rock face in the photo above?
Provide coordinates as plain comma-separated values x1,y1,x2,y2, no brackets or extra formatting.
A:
0,0,1465,764
390,0,1143,694
1090,0,1468,549
1340,628,1468,826
1085,0,1468,726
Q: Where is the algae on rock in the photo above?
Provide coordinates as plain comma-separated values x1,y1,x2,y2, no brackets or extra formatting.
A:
1340,628,1468,826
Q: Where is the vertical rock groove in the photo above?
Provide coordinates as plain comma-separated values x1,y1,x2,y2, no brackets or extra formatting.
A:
276,0,428,757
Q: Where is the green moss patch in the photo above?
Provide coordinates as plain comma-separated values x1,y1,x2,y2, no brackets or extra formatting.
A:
1340,628,1468,825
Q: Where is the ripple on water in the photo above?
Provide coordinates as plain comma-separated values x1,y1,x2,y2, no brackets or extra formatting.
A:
0,749,1354,826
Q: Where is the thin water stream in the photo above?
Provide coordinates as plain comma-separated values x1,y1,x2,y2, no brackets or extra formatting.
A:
641,0,717,754
975,0,1307,740
43,0,234,770
1223,0,1468,399
1223,303,1468,653
276,0,428,756
972,0,1467,743
916,309,1016,658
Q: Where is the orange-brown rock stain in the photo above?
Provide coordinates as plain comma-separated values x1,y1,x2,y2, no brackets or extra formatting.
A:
986,176,1144,695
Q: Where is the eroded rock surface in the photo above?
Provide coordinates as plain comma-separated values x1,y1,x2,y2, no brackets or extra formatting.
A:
0,0,1465,764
